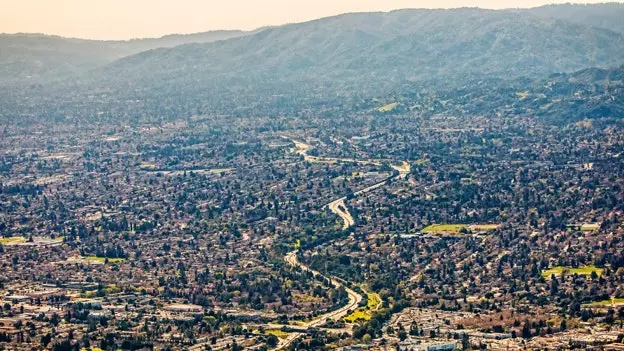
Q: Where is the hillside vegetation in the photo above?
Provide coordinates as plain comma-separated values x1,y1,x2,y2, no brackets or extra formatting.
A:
376,65,624,123
0,30,254,84
1,4,624,124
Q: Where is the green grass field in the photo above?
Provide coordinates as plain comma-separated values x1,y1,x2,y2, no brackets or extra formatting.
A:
567,223,601,231
422,224,499,234
345,288,382,323
584,298,624,307
470,224,500,231
422,224,466,233
581,223,600,231
84,256,125,264
265,329,289,339
367,291,381,311
541,265,604,279
0,237,26,245
377,102,399,112
344,309,371,323
1,236,64,246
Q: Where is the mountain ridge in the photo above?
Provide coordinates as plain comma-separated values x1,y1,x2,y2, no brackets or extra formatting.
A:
1,4,624,124
2,4,624,86
0,29,262,83
89,8,624,107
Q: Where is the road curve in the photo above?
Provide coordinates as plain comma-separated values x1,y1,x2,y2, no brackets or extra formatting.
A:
277,251,363,349
327,199,355,230
269,138,410,350
326,161,411,230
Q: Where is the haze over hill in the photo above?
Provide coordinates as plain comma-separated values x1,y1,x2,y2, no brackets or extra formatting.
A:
527,2,624,34
0,30,256,83
100,7,624,86
373,64,624,123
1,3,624,123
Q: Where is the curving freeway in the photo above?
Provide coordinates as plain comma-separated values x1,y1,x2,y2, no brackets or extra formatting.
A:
266,138,411,350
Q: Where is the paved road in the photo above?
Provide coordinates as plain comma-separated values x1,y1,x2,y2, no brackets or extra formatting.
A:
278,251,363,349
285,251,362,324
326,161,410,230
265,138,411,350
327,198,355,230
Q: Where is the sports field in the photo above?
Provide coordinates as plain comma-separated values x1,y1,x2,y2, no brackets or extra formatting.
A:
541,265,603,279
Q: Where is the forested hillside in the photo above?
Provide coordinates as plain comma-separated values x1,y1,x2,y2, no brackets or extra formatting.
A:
371,65,624,123
0,30,253,84
1,4,623,124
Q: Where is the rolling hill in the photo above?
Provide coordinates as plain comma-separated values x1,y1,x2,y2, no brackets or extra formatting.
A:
0,30,255,84
87,8,624,113
374,64,624,123
527,3,624,34
1,4,624,123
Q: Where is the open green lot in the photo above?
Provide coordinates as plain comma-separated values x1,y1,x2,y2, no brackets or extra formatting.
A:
581,223,600,231
265,329,289,339
0,237,26,245
0,236,64,246
345,309,371,323
541,265,604,279
584,298,624,308
367,291,381,311
470,224,500,231
345,287,382,323
377,102,399,112
422,224,499,234
566,223,601,231
422,224,466,233
84,256,126,264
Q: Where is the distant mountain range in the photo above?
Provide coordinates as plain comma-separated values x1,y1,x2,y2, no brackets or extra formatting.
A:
1,3,623,124
94,6,624,96
0,30,258,83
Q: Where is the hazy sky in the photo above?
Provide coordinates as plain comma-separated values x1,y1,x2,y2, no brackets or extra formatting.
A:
0,0,615,40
